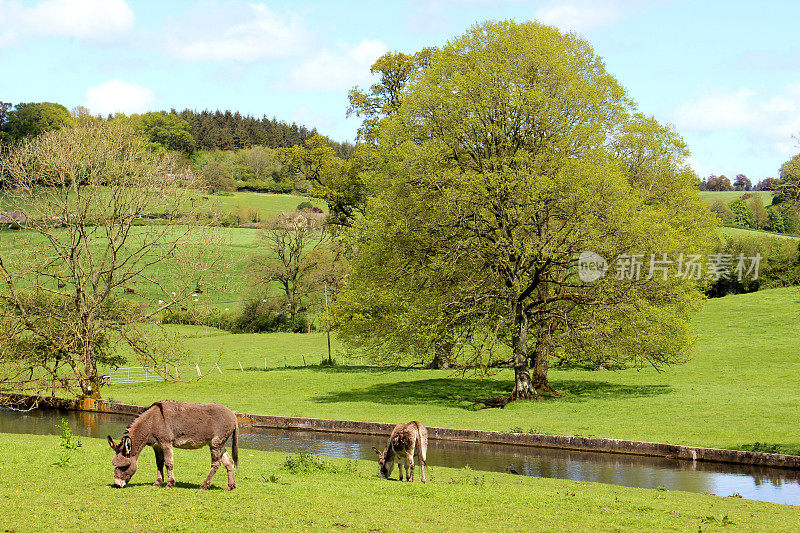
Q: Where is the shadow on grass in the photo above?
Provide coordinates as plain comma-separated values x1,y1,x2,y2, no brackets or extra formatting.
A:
549,380,672,402
314,378,672,410
243,364,406,374
108,481,222,490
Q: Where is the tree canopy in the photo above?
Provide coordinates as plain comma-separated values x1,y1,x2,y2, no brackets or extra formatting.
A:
1,102,72,140
333,20,715,401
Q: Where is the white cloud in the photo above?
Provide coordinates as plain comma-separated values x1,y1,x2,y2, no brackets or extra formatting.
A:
166,3,307,62
673,84,800,176
0,0,134,44
84,79,155,116
673,85,800,153
535,2,622,32
287,39,388,91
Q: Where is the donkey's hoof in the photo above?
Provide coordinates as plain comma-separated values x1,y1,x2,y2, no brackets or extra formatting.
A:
166,481,175,488
153,482,163,487
226,483,236,491
199,483,210,491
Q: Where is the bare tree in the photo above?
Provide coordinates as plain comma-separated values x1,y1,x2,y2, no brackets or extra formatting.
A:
250,210,328,321
0,121,221,403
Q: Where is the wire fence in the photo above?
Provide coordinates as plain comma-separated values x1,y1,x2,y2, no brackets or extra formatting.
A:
108,367,165,385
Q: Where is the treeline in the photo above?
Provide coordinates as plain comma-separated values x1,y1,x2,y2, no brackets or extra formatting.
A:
699,173,776,191
0,101,354,158
173,109,354,157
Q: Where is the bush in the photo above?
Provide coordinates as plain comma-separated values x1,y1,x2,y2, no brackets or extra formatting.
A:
162,307,236,330
729,198,755,228
280,453,343,474
163,301,314,334
710,200,735,225
705,237,800,297
235,180,294,193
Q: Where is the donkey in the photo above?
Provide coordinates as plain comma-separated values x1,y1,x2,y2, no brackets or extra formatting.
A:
107,401,239,490
372,421,428,483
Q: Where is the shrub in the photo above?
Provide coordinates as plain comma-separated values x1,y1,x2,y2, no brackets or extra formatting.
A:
162,307,237,331
163,301,314,334
729,198,755,228
705,237,800,297
280,453,342,474
710,200,735,225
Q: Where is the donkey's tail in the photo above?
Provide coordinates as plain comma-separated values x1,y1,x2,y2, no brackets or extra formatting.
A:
232,423,239,466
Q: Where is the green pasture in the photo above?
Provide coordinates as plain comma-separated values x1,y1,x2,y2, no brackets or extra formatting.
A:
106,287,800,454
0,433,796,532
188,191,324,221
0,188,322,222
0,226,265,312
716,226,799,241
699,190,774,206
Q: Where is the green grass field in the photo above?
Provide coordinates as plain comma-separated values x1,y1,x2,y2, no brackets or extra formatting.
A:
716,226,799,241
699,190,774,206
191,191,325,221
1,432,797,532
104,286,800,455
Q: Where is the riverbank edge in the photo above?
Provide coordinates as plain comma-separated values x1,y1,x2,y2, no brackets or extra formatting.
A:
15,395,800,470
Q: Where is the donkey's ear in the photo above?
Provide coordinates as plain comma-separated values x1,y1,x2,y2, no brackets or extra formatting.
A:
107,436,117,450
372,446,381,456
123,436,132,455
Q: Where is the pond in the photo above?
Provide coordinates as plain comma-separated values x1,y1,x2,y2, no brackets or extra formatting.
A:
1,408,798,506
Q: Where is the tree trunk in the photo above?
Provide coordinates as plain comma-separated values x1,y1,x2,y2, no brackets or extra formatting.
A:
80,361,102,400
509,302,539,401
531,321,561,397
80,319,102,399
427,338,452,369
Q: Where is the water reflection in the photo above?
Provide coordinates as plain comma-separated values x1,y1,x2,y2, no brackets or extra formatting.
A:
2,408,798,506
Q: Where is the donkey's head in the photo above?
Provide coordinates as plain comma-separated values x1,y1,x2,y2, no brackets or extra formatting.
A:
372,446,394,479
107,435,138,488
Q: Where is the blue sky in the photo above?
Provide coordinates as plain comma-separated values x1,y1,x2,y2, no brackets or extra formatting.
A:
1,0,799,181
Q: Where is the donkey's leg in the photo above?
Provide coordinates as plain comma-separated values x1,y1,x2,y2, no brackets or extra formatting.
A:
153,446,165,487
163,445,176,488
221,451,236,490
200,445,224,490
418,430,428,484
397,458,404,481
408,452,415,482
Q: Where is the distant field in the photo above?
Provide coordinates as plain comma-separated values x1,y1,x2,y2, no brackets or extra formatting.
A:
699,190,774,205
189,191,325,220
717,226,799,240
0,188,324,221
0,225,271,312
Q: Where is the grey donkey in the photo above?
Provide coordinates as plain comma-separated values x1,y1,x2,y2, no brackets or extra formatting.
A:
107,401,239,490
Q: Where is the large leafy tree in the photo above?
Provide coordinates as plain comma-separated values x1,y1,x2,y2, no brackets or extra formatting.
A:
776,153,800,204
122,111,196,154
3,102,72,140
347,48,436,143
334,21,715,400
277,135,366,227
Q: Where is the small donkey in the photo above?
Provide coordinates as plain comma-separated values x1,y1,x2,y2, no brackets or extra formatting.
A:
107,401,238,490
372,421,428,482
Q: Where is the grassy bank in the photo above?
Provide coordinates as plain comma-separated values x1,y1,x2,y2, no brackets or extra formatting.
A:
699,190,774,206
1,433,797,532
105,287,800,454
